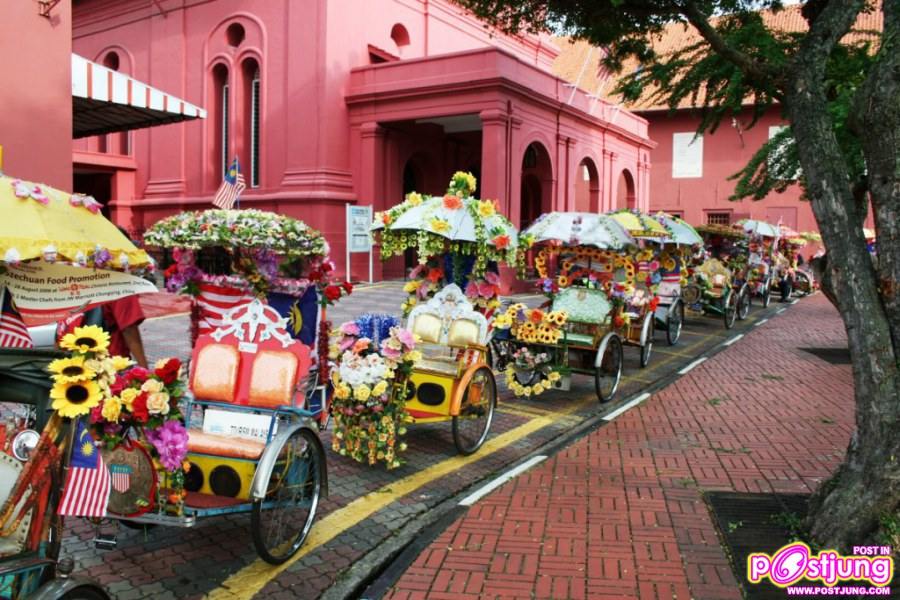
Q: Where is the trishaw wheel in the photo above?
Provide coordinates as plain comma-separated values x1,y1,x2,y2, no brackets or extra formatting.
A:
762,287,771,308
251,427,323,565
639,317,654,368
452,367,497,456
666,302,683,346
594,334,623,403
60,587,109,600
738,286,751,320
724,291,737,329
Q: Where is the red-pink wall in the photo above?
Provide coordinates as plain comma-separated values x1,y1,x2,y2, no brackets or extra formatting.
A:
0,1,72,190
643,107,817,233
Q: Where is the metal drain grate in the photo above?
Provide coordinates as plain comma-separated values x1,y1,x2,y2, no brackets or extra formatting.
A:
799,347,852,365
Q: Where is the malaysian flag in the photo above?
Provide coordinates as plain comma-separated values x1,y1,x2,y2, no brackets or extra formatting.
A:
0,289,33,349
58,420,111,518
212,157,246,209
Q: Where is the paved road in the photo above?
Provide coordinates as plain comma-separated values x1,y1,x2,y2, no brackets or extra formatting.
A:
62,283,804,599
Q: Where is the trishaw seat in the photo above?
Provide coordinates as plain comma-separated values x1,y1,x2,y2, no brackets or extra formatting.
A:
406,285,489,367
563,331,595,347
186,431,265,460
551,287,611,325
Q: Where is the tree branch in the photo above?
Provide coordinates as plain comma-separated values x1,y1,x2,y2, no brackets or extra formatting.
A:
678,0,785,95
794,0,866,68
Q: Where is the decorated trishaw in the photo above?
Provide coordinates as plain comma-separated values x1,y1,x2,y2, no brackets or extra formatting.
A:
687,224,749,329
0,174,162,599
339,172,514,461
735,219,780,309
491,212,643,404
647,212,703,345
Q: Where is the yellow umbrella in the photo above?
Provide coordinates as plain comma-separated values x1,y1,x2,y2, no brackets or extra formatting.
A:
0,174,150,269
608,209,670,238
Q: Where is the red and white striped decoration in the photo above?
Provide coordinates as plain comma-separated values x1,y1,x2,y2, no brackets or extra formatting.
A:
58,422,111,518
195,283,254,333
0,290,33,349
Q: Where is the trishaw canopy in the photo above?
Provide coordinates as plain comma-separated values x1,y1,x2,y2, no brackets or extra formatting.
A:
522,212,635,249
652,213,703,246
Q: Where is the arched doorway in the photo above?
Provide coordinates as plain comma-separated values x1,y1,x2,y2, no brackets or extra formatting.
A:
616,168,636,210
400,159,424,275
575,158,600,212
520,142,552,229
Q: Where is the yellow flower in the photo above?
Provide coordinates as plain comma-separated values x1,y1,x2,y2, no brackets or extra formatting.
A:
354,385,371,401
147,391,171,415
60,325,110,354
48,356,96,383
120,388,139,410
141,379,164,393
548,371,561,382
403,281,419,293
335,385,350,400
102,396,122,422
372,381,388,396
477,200,496,218
429,218,450,234
50,379,102,418
406,191,423,206
404,350,422,363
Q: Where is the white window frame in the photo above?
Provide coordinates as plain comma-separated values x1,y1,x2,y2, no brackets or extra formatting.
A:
672,132,703,179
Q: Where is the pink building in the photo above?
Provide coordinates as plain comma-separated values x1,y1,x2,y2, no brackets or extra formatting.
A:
71,0,653,280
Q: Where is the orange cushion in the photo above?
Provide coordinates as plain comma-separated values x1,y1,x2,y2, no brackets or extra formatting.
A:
187,430,265,460
248,350,298,408
191,343,240,403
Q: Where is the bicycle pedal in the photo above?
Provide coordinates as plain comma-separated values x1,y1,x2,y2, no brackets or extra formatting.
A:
93,533,117,550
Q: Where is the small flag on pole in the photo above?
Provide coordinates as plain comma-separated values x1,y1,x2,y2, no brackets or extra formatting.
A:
0,288,33,349
212,157,246,209
58,420,111,518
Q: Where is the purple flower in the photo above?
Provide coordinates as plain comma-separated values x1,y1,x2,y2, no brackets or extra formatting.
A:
393,327,416,350
145,420,189,472
93,248,112,268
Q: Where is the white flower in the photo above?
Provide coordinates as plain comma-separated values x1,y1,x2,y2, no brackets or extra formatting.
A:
4,248,20,264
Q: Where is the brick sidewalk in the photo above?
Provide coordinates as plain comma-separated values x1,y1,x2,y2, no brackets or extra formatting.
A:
387,294,855,600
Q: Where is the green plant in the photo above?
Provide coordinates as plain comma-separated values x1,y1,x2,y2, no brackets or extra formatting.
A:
727,521,744,533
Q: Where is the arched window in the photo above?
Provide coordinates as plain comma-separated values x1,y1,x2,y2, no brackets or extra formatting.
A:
212,63,230,180
391,24,410,49
241,59,261,188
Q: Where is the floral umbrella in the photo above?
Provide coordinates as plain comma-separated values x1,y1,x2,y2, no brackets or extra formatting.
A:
651,212,702,246
0,174,150,269
779,224,801,239
372,172,519,277
522,212,635,250
735,218,780,238
608,209,671,239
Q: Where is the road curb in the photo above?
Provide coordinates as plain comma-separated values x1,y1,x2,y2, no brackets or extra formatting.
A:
319,297,803,599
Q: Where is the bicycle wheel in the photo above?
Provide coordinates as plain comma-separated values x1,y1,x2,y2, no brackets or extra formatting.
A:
666,301,683,346
251,427,323,565
453,367,497,455
724,291,737,329
594,334,623,403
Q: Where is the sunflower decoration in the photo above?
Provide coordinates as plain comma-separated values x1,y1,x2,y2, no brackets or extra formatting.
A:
557,275,570,288
50,378,102,418
48,356,97,383
60,325,110,354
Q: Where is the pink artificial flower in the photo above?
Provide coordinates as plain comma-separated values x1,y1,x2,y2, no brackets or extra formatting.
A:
145,420,189,472
394,327,416,349
417,282,430,299
380,343,402,361
484,271,501,285
339,321,360,336
409,264,427,279
478,282,496,298
339,335,356,352
465,281,479,299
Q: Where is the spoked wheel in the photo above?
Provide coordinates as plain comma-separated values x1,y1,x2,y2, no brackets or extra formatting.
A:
737,286,751,320
639,316,654,368
666,301,683,346
762,286,771,308
453,367,497,455
594,334,623,403
724,291,738,329
251,427,323,565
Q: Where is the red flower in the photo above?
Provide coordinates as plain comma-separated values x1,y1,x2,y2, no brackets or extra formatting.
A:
154,358,181,385
342,281,354,295
529,309,544,324
131,393,150,424
613,315,626,329
426,268,443,283
322,261,334,273
110,374,126,395
648,297,660,312
493,235,510,250
324,285,342,302
442,194,462,210
164,264,178,278
125,367,150,384
90,402,104,424
309,270,323,283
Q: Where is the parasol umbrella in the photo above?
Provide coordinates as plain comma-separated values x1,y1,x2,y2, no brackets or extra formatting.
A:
608,210,671,239
735,218,780,238
779,224,801,239
651,212,702,246
372,194,518,251
0,174,150,269
522,212,635,249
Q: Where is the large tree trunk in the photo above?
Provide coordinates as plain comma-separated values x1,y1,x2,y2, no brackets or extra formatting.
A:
785,0,900,552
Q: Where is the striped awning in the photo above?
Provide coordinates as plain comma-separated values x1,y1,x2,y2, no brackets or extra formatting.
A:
71,54,206,138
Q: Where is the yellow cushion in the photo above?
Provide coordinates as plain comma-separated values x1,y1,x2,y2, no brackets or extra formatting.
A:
248,350,298,408
412,313,442,343
448,319,480,346
192,344,240,403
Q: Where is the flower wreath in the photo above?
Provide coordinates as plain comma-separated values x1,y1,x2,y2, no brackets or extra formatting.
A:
502,346,562,398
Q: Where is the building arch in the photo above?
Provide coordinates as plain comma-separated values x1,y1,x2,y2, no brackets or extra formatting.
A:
520,141,553,229
93,45,134,74
391,23,410,52
616,167,636,210
575,156,600,212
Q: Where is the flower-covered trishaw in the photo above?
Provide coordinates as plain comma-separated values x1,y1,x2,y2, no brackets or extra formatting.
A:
119,209,344,564
735,219,780,310
492,212,640,404
686,224,749,329
0,173,162,599
362,173,515,457
647,213,704,345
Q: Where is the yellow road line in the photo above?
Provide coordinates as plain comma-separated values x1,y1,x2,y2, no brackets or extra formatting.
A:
500,405,582,425
206,410,569,599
